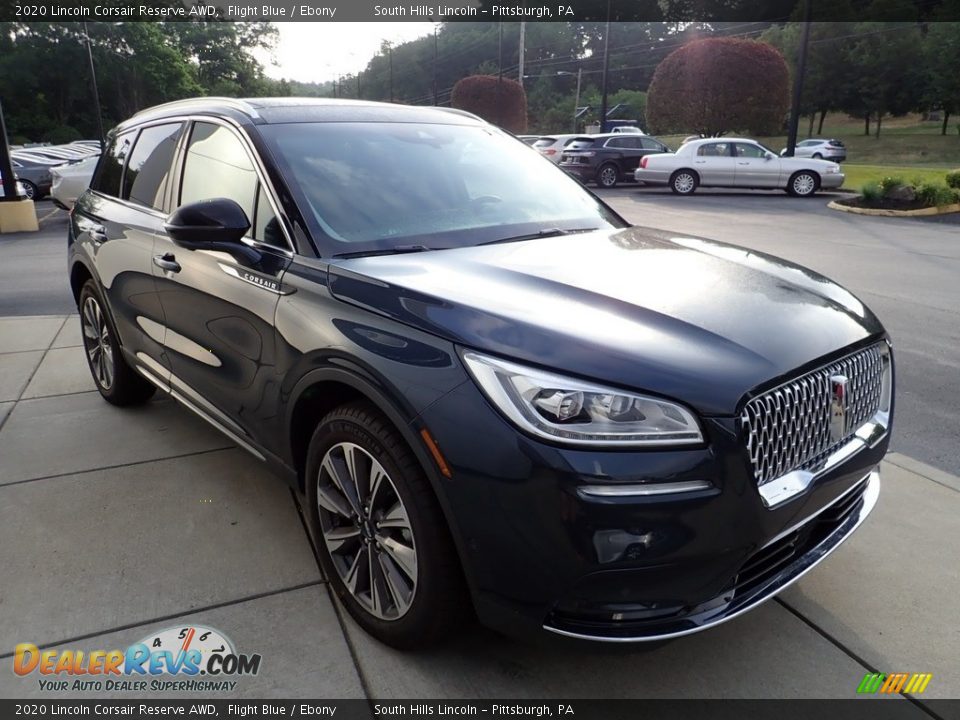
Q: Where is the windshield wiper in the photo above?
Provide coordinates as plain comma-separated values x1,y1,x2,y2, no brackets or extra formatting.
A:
332,244,436,259
478,227,599,247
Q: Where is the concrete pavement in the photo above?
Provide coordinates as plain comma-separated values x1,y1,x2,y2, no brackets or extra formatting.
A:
0,314,956,705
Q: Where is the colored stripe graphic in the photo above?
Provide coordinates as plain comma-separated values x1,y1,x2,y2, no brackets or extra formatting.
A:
858,672,932,694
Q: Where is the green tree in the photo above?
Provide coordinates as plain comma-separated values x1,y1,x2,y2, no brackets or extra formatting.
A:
923,12,960,135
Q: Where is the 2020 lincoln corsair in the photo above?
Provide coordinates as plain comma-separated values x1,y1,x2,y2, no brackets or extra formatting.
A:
68,98,893,648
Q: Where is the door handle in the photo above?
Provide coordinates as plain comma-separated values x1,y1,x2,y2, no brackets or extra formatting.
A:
694,160,706,164
153,253,181,273
737,161,750,165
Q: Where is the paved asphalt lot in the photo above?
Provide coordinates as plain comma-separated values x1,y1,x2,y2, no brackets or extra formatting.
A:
0,197,958,704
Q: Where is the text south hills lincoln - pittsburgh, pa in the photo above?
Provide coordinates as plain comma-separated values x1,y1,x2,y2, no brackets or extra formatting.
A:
374,5,573,18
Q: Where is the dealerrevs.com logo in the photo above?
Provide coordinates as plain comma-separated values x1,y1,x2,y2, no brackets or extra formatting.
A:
13,625,261,693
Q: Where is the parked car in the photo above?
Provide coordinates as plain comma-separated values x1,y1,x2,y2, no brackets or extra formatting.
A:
610,125,646,134
8,157,53,199
781,138,847,162
16,144,97,163
50,155,98,209
560,133,671,188
70,97,891,649
635,137,844,196
532,134,582,163
517,135,541,146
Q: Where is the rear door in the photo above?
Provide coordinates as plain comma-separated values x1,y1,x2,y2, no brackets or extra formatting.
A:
692,141,736,186
605,136,643,174
152,119,293,443
72,123,184,383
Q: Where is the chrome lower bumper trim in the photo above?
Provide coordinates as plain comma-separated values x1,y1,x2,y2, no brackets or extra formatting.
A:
543,469,880,643
579,479,713,498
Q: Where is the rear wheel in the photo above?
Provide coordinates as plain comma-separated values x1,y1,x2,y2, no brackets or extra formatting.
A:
788,171,819,197
20,180,37,200
305,401,467,649
78,280,155,406
596,163,619,188
670,170,698,195
812,152,823,159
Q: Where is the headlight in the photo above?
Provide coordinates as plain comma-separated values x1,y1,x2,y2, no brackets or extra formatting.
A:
461,351,703,447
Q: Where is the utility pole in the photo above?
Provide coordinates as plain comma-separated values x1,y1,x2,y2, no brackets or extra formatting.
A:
389,44,394,103
573,67,582,133
518,22,525,88
0,99,19,200
433,24,439,105
599,1,611,133
82,22,105,147
785,0,812,157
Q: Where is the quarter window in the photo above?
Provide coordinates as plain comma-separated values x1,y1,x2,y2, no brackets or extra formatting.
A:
123,123,184,211
90,131,135,197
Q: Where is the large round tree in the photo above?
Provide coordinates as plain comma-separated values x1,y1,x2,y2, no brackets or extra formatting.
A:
451,75,527,134
647,38,790,137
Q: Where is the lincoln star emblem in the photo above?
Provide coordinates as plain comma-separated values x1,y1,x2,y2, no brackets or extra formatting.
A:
829,375,849,442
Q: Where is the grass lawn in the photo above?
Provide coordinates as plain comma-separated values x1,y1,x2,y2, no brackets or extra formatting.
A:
838,165,953,191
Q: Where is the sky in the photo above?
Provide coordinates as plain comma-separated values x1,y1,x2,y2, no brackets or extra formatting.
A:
254,23,438,84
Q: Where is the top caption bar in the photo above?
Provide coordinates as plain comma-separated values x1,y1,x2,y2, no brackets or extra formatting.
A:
4,0,958,22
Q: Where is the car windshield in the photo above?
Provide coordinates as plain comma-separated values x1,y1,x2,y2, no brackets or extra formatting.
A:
260,122,623,255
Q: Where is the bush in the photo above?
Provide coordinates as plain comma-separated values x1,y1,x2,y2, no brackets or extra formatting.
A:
878,176,904,196
946,169,960,190
451,75,527,134
914,182,958,207
861,181,882,203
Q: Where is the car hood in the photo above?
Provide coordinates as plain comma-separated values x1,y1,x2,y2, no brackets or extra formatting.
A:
327,227,884,415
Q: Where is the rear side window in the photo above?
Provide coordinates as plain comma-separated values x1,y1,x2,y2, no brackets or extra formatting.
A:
697,143,731,157
122,122,184,211
179,122,279,246
90,131,135,197
640,138,665,151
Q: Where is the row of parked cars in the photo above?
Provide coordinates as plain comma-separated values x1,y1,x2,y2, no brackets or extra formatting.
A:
6,140,101,205
521,131,847,196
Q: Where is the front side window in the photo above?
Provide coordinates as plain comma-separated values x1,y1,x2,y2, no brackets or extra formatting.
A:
179,122,278,246
734,143,768,159
90,131,135,197
260,122,623,255
123,122,184,211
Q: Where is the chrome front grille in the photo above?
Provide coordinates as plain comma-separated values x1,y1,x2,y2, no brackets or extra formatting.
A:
742,343,887,487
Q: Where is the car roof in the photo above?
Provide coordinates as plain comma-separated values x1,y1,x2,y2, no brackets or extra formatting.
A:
121,97,488,132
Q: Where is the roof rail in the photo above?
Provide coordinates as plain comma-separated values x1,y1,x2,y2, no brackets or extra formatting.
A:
129,97,260,120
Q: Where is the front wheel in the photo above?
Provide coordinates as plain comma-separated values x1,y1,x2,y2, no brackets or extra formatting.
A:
78,280,156,406
20,180,37,200
305,401,467,649
670,170,698,195
788,171,819,197
595,163,619,188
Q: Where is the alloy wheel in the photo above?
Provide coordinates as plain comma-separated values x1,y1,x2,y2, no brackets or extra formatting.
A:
792,173,817,196
598,166,618,188
316,441,418,620
81,295,114,390
674,172,695,194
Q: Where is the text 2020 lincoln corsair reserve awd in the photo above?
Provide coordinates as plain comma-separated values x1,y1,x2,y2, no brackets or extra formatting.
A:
68,98,893,648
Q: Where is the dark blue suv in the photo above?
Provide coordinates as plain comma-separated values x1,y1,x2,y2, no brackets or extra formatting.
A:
68,98,893,648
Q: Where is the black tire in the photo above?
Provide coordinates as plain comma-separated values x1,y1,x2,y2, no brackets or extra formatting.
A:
20,180,37,200
595,163,620,189
670,169,698,195
787,170,820,197
78,280,156,406
305,401,467,649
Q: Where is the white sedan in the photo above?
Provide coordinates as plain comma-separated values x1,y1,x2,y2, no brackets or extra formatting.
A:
50,155,98,210
634,137,844,197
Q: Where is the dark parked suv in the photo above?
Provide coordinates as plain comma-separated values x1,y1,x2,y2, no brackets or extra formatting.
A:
560,133,671,188
69,98,893,648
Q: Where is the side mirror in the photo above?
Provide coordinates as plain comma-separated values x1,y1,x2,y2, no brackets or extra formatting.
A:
765,152,775,160
165,197,251,250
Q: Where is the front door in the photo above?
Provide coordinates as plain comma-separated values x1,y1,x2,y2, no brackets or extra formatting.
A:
152,120,293,444
733,143,780,188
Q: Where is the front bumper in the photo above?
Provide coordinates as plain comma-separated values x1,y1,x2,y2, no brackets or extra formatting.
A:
416,380,886,643
821,173,845,189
